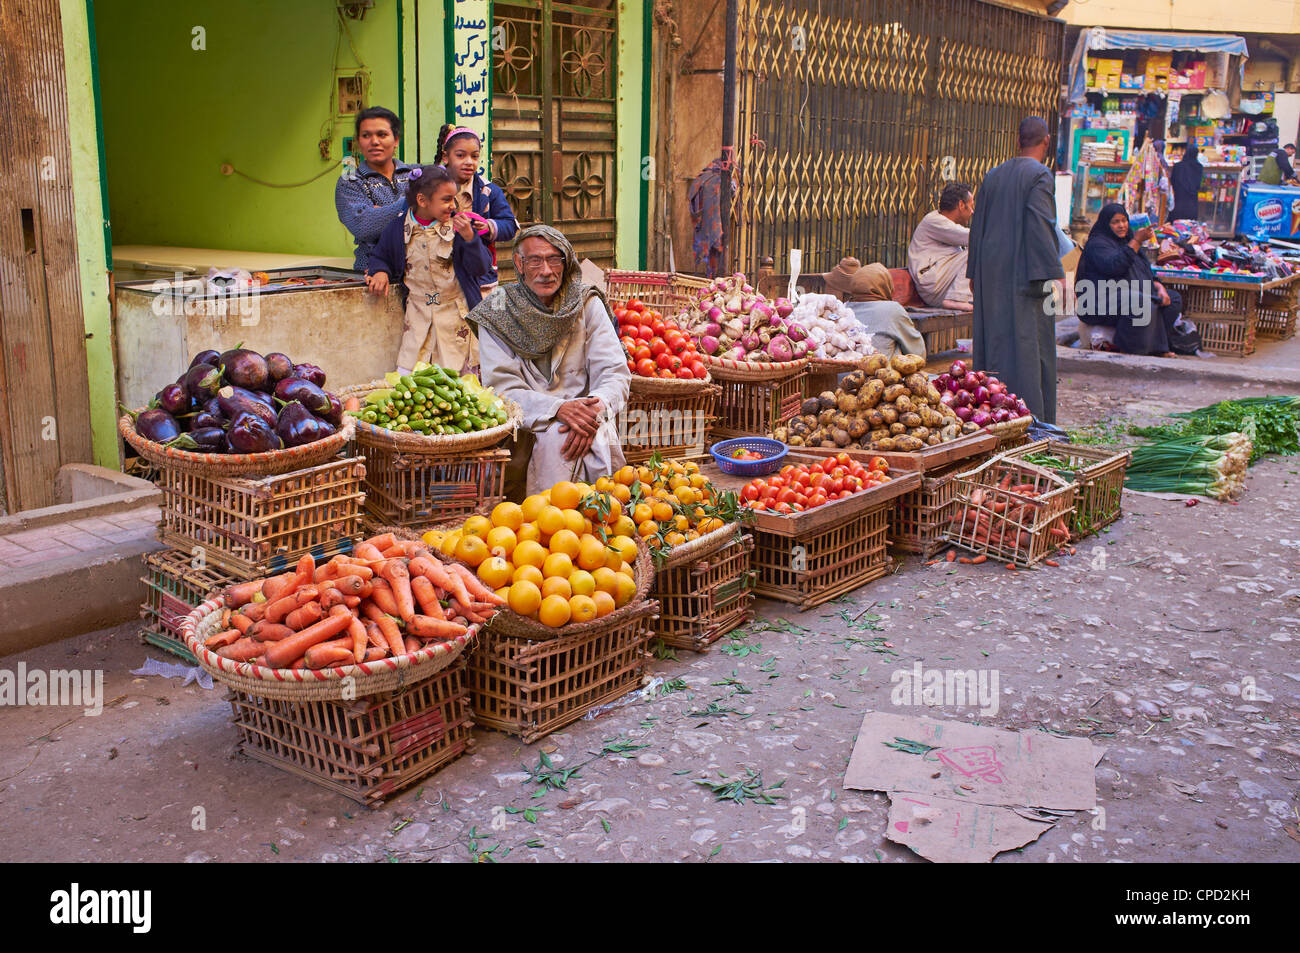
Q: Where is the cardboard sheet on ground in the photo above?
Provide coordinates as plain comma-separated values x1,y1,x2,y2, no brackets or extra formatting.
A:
845,713,1103,862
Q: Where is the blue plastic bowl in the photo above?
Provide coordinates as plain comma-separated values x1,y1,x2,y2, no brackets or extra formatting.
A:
710,437,788,477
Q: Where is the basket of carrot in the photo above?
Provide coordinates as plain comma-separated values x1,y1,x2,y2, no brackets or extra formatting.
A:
180,531,503,701
947,456,1076,567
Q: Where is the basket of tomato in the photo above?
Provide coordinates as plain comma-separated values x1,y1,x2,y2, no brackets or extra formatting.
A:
614,299,713,395
738,452,918,525
709,437,787,477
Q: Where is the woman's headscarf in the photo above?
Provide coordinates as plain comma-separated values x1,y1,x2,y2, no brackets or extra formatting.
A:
823,257,895,303
1077,204,1131,286
465,224,609,360
1086,203,1128,247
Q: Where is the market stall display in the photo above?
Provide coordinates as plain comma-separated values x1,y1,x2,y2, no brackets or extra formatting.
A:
350,365,512,436
948,456,1076,567
1003,439,1133,539
648,521,755,653
880,430,999,558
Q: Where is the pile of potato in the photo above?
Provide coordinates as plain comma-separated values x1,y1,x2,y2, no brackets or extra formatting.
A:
774,353,982,452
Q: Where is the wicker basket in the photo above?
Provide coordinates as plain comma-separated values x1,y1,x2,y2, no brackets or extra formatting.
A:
119,413,355,478
605,269,711,317
890,456,991,558
182,599,476,701
156,455,366,578
620,380,720,466
1160,280,1259,356
1002,439,1131,540
705,357,808,441
360,444,509,530
227,658,473,806
651,525,754,652
983,415,1033,450
338,381,522,454
804,356,866,398
948,456,1076,566
139,549,240,663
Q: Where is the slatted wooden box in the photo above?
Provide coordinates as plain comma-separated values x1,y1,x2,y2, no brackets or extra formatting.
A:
1003,439,1131,540
359,444,509,530
139,548,240,663
620,384,720,466
650,531,755,652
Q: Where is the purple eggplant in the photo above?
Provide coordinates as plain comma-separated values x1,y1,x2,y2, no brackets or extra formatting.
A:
274,377,330,416
135,408,181,443
193,410,224,431
220,348,269,392
184,363,224,400
275,401,335,447
179,426,227,452
226,412,283,454
190,349,221,369
291,363,326,388
322,392,343,426
156,383,190,416
217,386,277,427
265,352,295,383
222,385,275,411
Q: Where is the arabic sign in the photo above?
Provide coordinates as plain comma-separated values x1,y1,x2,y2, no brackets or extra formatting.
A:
451,0,491,177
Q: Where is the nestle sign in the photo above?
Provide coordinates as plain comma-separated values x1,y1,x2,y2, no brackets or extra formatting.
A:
1256,200,1284,223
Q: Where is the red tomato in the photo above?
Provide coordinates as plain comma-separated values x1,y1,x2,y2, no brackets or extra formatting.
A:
620,336,637,352
742,483,760,501
633,345,652,363
769,475,787,489
627,299,644,313
626,360,635,373
651,320,666,336
614,308,629,322
774,502,792,514
808,472,826,489
650,340,668,357
691,363,708,380
780,465,796,476
835,452,851,466
869,456,888,472
659,369,675,378
828,478,844,493
761,486,777,501
846,476,863,491
676,367,694,379
809,492,827,508
751,500,768,511
776,488,796,505
636,358,657,377
793,492,808,507
635,325,654,340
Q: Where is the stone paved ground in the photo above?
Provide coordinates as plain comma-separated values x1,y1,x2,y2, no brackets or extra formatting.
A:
1,372,1298,863
0,506,160,571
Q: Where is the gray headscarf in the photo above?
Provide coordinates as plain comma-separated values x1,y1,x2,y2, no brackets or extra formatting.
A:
466,224,610,360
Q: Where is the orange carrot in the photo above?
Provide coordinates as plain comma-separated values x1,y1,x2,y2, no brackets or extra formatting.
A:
353,542,385,562
289,657,309,670
1045,559,1060,568
945,550,956,563
361,603,405,656
410,575,443,616
285,601,324,631
364,646,388,662
364,532,398,552
260,572,298,604
925,559,940,566
305,644,355,669
263,608,354,669
364,619,387,651
342,563,374,581
204,628,241,649
249,622,295,642
409,555,470,607
216,637,266,662
408,614,470,639
225,579,265,608
319,587,346,610
331,574,366,597
958,556,973,564
344,595,362,609
451,602,489,625
349,617,367,663
230,613,253,635
447,561,506,606
403,635,421,654
382,546,407,559
380,560,416,621
971,554,988,565
368,578,402,617
241,600,267,622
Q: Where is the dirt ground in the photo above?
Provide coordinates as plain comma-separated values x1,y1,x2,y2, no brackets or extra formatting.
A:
2,370,1299,863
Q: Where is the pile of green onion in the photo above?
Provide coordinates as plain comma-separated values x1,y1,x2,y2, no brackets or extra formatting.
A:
1125,432,1253,500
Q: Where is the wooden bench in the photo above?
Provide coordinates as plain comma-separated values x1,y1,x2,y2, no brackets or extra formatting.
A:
754,266,971,356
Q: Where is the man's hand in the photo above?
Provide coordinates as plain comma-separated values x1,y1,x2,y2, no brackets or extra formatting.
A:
1155,281,1170,307
559,427,594,462
366,271,389,297
555,397,604,438
452,212,476,241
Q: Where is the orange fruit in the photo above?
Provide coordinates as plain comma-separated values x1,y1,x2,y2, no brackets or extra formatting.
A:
604,498,623,524
568,594,597,624
508,580,542,617
618,563,636,579
542,552,574,579
495,586,511,602
439,530,462,558
537,505,565,537
485,525,517,559
665,531,686,546
614,465,637,486
491,501,524,531
516,521,541,544
562,509,586,536
674,515,690,532
603,545,624,572
638,520,659,538
632,503,653,525
463,515,493,539
611,483,631,505
421,529,447,549
651,501,674,522
550,481,582,511
592,590,616,617
548,528,581,559
592,566,620,596
512,564,544,587
541,576,572,601
478,556,513,590
521,494,549,522
568,569,596,597
577,535,608,571
538,594,571,628
674,484,695,505
455,534,489,567
613,573,637,607
636,466,654,484
612,515,637,538
513,539,548,570
609,534,637,563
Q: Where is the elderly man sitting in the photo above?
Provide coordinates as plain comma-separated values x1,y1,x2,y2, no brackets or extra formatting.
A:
907,182,975,311
470,224,631,498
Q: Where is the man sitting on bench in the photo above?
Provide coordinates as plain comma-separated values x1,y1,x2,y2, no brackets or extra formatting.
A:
907,182,975,312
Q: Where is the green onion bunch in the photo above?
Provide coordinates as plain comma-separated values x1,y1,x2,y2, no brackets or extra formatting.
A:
1125,432,1253,500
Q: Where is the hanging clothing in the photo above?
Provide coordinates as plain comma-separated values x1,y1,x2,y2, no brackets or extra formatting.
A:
1121,140,1171,222
689,160,735,278
1076,203,1180,356
1168,145,1203,223
966,156,1064,424
907,211,973,306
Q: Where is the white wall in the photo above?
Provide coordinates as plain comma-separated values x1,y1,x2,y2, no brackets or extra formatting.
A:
1274,93,1300,147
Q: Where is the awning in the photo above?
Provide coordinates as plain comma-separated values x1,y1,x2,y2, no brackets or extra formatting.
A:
1067,27,1249,105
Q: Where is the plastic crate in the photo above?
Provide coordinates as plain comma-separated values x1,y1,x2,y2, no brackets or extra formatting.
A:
948,456,1076,566
359,445,508,530
227,658,473,807
650,532,755,652
1003,439,1131,539
157,456,365,578
619,384,719,466
139,548,240,663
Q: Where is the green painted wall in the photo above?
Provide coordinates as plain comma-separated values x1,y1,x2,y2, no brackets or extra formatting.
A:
62,0,116,468
93,0,403,257
615,0,646,269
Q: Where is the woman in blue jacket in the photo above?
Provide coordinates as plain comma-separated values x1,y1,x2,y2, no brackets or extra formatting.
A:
437,124,519,295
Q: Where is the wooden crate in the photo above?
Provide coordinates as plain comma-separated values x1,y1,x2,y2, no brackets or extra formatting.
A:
750,503,891,610
467,601,657,744
157,456,365,578
709,368,807,441
1003,439,1131,539
948,456,1076,566
1163,280,1259,356
650,532,755,652
605,270,710,317
620,384,720,466
228,659,473,807
360,445,509,530
139,548,240,663
891,458,983,558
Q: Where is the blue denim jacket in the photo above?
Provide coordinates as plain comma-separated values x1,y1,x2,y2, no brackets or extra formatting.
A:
334,158,417,272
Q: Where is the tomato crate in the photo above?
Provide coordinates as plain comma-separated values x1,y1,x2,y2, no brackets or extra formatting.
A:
139,548,241,663
620,382,720,466
359,444,509,530
707,367,807,441
948,456,1076,566
605,269,710,317
1002,439,1131,539
467,600,657,744
650,529,755,652
227,658,473,807
749,503,892,610
157,456,365,578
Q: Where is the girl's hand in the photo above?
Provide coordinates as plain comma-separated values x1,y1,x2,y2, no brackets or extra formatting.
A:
452,212,475,241
366,271,390,297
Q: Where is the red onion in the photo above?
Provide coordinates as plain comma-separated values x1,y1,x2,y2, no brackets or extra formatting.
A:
955,405,974,422
992,408,1010,424
962,372,979,390
939,391,955,406
936,373,951,389
951,391,971,409
947,377,962,394
988,381,1004,397
1015,399,1030,415
949,360,967,377
975,371,988,385
973,385,989,405
971,410,992,427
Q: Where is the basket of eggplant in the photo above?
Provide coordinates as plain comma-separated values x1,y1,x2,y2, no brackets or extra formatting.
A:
119,347,354,477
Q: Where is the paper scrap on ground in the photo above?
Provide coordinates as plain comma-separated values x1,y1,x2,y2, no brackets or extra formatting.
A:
131,658,213,690
845,712,1103,862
